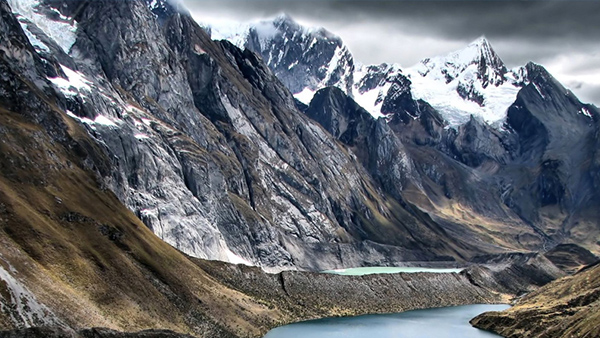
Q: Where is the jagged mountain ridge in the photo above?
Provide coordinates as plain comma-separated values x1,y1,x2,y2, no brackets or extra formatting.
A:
209,14,355,97
209,16,530,126
408,36,526,127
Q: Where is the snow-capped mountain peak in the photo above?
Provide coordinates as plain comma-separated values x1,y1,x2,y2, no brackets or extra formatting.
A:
406,37,522,127
205,18,533,127
206,14,355,96
414,36,507,88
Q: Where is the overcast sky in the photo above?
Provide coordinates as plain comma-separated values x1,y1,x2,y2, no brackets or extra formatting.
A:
182,0,600,105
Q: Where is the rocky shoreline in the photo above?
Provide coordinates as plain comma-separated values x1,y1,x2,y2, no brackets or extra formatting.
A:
1,264,504,338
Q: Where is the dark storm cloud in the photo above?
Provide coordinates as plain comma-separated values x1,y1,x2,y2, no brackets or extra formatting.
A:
183,0,600,104
185,1,599,62
325,1,600,42
184,1,600,43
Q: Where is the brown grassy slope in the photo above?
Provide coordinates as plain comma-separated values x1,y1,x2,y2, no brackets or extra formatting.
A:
471,261,600,338
0,104,284,337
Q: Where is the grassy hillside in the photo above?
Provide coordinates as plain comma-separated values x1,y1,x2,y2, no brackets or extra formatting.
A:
471,261,600,338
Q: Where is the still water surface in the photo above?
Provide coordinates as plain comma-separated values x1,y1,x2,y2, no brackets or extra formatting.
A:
322,266,464,275
263,304,509,338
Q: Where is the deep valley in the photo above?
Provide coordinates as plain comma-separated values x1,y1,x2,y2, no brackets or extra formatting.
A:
0,0,599,337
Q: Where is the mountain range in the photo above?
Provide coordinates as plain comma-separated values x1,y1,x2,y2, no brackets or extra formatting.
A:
209,14,529,126
208,13,600,263
3,0,598,272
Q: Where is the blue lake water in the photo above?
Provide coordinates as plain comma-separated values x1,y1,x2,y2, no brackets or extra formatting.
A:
321,266,464,275
263,304,509,338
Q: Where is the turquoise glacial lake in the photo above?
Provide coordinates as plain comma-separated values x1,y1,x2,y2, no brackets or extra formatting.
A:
263,304,510,338
321,266,464,275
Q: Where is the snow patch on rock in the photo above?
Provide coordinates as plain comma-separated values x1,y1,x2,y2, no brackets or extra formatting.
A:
48,65,92,97
0,263,63,328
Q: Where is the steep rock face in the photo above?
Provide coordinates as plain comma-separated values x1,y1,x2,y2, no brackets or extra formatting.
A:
0,2,281,335
162,14,465,267
305,86,417,195
500,63,600,248
471,261,600,338
63,0,358,269
40,0,264,265
304,87,480,257
449,115,515,168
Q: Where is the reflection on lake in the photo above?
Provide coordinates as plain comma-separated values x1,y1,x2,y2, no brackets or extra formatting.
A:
263,304,510,338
